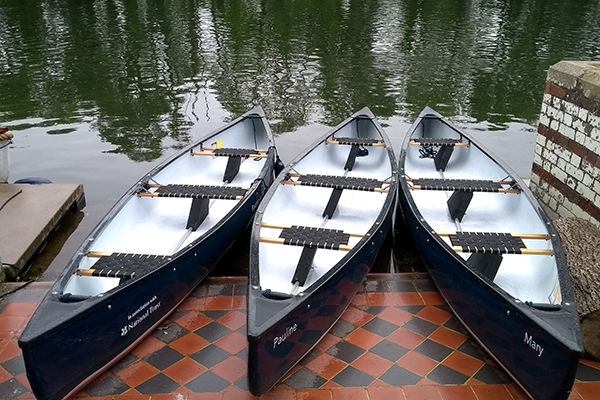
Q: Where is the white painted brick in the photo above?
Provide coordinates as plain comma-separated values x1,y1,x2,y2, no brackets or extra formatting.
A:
550,119,560,131
589,113,600,129
571,153,582,168
582,161,600,180
543,93,553,105
593,179,600,195
583,172,594,187
542,159,552,172
584,136,600,154
566,162,584,181
573,118,586,133
536,134,547,147
539,114,550,127
574,130,588,146
548,197,558,212
579,182,596,201
550,165,568,182
534,152,543,166
545,150,558,165
541,103,548,114
562,113,573,127
558,123,576,140
563,101,578,116
579,107,589,122
557,158,567,171
592,127,600,142
572,204,588,219
547,105,559,119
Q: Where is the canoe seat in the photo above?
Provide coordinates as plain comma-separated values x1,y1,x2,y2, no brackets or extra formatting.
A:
410,138,468,171
277,225,351,286
410,178,519,222
326,137,384,170
139,184,246,230
448,232,553,255
192,147,268,182
76,253,169,280
285,174,388,219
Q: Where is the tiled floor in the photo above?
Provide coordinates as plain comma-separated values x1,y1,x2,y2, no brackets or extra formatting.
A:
1,273,600,400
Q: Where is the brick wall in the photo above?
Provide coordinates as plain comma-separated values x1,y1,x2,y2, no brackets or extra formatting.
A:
531,61,600,227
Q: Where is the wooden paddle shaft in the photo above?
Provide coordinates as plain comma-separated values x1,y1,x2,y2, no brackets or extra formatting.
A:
200,148,268,153
259,237,353,251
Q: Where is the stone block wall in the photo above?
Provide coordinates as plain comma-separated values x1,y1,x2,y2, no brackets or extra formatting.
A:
531,61,600,227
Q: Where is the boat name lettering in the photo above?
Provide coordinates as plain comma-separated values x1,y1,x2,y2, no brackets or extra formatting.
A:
121,301,161,336
127,295,158,321
273,324,297,348
524,332,544,357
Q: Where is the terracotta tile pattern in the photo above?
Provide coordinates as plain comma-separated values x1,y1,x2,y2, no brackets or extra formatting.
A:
1,274,599,400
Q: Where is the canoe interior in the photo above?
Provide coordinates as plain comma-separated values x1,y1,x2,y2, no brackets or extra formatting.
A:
404,115,560,305
64,116,271,297
258,117,393,295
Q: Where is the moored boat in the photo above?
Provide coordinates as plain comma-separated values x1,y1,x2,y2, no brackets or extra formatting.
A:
247,107,398,396
18,107,279,400
397,107,583,400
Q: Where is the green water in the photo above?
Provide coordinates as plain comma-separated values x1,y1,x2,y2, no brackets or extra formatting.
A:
0,0,598,278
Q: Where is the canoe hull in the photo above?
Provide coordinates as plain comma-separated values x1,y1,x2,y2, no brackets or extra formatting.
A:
399,194,581,400
247,200,393,395
18,107,276,400
397,107,582,400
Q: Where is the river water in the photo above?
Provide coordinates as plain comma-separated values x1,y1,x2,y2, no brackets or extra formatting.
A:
0,0,598,279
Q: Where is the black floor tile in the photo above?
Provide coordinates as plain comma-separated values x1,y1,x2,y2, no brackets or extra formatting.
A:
203,310,230,320
0,378,28,400
413,279,438,292
326,341,366,364
362,317,399,337
414,339,453,362
359,306,387,316
152,321,188,343
284,367,327,390
194,321,232,342
1,355,25,376
234,376,249,391
577,362,600,382
403,316,438,337
332,366,375,387
330,319,357,338
379,365,421,386
457,339,488,361
233,283,247,296
473,363,512,384
190,344,230,368
370,340,409,362
396,305,426,315
136,373,181,395
442,317,467,334
299,348,321,366
85,374,131,396
206,283,234,297
145,346,184,370
186,371,231,392
427,364,469,385
110,353,139,373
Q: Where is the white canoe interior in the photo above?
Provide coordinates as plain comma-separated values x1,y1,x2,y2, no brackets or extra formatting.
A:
404,116,560,305
64,117,271,297
258,118,394,296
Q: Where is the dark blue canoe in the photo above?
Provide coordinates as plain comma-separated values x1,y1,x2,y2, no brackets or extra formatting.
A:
246,108,398,396
18,107,279,400
397,107,583,400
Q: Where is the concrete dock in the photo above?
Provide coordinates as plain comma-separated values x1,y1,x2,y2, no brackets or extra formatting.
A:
0,183,84,284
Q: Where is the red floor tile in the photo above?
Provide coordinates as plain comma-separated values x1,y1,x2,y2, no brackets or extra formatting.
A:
174,311,212,331
330,388,369,400
0,365,11,384
215,331,247,354
471,385,513,400
178,296,205,311
0,315,27,333
366,386,405,400
163,358,207,385
305,353,348,380
232,296,247,310
441,352,483,377
387,327,426,350
344,328,383,350
169,333,210,356
397,351,438,377
437,385,477,400
340,307,374,327
1,302,39,317
129,335,166,359
505,383,532,400
350,293,368,307
376,307,413,327
417,306,452,325
315,333,341,353
403,385,442,400
297,389,333,400
221,385,258,400
217,310,247,331
115,360,160,388
574,382,600,400
352,352,393,378
211,354,246,383
187,394,223,400
0,339,20,364
260,384,295,400
429,327,467,349
420,292,446,305
203,296,233,311
368,292,424,306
